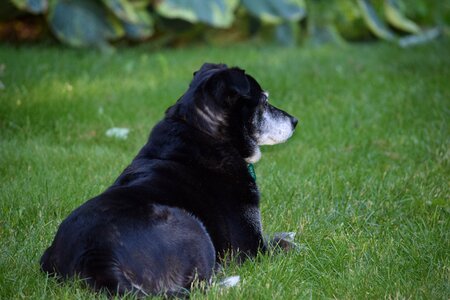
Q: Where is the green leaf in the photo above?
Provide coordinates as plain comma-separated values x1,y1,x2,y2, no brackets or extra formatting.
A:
155,0,239,28
275,22,298,46
358,0,396,41
307,24,345,46
101,0,140,23
11,0,48,14
122,9,154,40
384,0,421,34
331,0,371,40
101,0,154,40
398,27,440,47
48,0,124,48
241,0,306,24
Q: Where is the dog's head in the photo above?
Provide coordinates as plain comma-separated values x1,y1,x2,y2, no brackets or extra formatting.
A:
167,63,298,163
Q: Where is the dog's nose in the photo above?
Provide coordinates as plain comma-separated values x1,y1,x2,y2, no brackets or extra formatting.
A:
291,117,298,129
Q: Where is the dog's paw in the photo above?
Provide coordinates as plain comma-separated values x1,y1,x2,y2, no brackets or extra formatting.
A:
270,232,300,252
273,232,296,242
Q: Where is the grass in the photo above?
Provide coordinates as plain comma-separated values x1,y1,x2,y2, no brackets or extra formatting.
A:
0,40,449,299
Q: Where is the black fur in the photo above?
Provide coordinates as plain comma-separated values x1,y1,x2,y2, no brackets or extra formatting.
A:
40,63,297,296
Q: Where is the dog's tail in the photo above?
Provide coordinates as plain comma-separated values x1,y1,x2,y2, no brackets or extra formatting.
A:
78,252,137,296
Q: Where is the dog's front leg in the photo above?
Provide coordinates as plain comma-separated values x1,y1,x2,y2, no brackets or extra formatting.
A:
265,232,299,253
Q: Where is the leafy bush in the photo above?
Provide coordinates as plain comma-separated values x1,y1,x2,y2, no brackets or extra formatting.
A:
0,0,448,48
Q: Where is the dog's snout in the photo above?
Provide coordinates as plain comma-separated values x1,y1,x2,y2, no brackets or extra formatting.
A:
291,117,298,129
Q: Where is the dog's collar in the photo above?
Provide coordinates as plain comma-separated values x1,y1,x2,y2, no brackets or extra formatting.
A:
247,163,256,181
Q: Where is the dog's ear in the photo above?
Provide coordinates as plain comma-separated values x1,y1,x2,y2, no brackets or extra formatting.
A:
224,68,251,98
204,67,250,101
193,63,228,77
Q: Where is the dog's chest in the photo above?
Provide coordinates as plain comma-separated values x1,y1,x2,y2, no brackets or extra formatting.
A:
204,179,262,249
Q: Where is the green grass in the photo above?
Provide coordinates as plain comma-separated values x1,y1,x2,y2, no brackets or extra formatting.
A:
0,41,449,299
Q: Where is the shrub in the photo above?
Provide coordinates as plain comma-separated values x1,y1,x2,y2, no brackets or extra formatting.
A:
0,0,448,48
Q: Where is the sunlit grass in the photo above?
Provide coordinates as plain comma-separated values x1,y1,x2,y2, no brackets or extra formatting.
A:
0,41,449,299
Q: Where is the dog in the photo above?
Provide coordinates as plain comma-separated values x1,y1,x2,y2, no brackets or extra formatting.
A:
40,63,298,296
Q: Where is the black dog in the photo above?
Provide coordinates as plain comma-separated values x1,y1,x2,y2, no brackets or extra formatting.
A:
40,63,298,296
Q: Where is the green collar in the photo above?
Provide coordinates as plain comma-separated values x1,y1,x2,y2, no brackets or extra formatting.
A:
247,163,256,181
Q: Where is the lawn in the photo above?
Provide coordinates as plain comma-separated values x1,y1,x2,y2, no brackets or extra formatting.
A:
0,40,449,299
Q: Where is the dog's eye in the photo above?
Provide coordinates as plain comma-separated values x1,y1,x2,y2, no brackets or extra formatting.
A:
261,91,269,104
261,94,268,106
